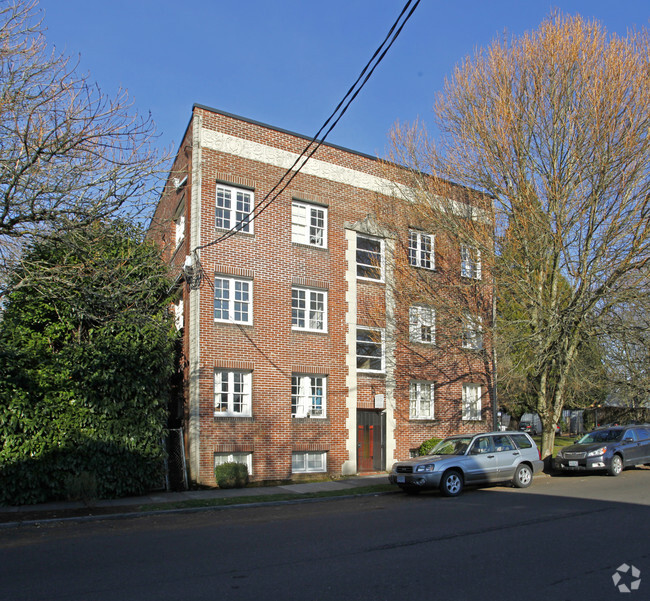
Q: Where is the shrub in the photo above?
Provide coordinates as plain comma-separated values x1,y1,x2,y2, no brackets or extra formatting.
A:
419,437,442,456
64,471,98,506
215,462,249,489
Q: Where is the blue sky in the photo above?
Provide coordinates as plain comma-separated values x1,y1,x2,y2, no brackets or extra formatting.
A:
37,1,650,160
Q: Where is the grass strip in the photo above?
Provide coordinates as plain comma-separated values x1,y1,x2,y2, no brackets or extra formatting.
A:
138,484,396,512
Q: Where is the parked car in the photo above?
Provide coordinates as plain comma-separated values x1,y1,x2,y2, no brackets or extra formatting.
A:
555,425,650,476
519,421,538,435
388,431,544,497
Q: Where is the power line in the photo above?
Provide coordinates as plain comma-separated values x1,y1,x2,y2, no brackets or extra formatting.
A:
194,0,421,253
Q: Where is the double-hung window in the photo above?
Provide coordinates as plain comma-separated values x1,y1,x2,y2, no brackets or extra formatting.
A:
356,327,384,372
292,451,327,473
461,245,481,279
462,383,482,421
410,380,435,419
174,213,185,248
216,184,254,234
214,370,252,417
409,230,434,269
462,314,483,350
356,235,384,281
291,374,326,418
214,277,252,324
291,287,327,332
292,201,327,248
409,305,435,344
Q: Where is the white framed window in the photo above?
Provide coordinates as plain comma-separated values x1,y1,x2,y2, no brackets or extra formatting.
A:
214,277,252,324
173,298,184,330
291,287,327,332
356,327,385,372
461,245,481,279
462,315,483,350
410,380,435,419
174,213,185,248
409,305,435,344
292,451,327,473
216,184,254,234
214,452,252,475
462,383,482,421
409,230,434,269
292,201,327,248
214,370,252,417
291,374,326,418
356,234,384,281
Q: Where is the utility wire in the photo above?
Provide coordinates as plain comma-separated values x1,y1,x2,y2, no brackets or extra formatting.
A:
194,0,421,253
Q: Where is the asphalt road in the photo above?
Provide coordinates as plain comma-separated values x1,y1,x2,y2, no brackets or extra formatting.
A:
1,469,649,601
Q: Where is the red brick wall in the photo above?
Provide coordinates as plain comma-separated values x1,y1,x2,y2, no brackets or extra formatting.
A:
154,105,494,486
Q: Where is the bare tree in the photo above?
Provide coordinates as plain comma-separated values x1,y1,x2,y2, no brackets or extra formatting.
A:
600,282,650,411
387,14,650,460
0,0,167,295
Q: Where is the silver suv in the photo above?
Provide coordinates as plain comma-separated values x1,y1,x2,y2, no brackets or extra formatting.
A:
389,431,544,497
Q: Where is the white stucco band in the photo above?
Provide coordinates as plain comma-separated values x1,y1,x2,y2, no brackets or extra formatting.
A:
200,128,488,221
201,128,408,199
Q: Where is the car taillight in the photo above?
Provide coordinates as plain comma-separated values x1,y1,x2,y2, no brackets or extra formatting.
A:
538,448,541,460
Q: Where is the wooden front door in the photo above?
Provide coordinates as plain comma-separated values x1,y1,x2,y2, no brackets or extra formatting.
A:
357,410,385,472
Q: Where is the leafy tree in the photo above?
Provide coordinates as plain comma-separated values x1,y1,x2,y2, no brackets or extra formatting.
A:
0,220,178,504
0,0,167,295
388,14,650,460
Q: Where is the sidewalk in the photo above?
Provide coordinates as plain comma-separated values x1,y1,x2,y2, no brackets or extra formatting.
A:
0,474,391,527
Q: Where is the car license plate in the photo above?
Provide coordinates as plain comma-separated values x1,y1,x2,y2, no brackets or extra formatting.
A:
397,475,405,483
569,460,578,467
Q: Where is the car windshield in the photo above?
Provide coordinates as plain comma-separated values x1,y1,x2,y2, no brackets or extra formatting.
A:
578,429,624,444
430,437,473,455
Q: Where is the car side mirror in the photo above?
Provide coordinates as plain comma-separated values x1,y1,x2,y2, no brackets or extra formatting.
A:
624,437,634,443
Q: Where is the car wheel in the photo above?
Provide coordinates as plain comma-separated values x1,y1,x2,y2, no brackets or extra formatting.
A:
439,470,463,497
512,464,533,488
607,454,623,477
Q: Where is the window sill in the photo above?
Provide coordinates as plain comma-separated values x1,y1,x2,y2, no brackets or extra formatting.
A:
292,328,328,335
214,226,255,238
214,319,253,326
213,414,254,421
292,241,328,251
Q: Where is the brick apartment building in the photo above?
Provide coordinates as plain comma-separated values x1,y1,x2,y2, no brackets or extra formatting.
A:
150,104,493,487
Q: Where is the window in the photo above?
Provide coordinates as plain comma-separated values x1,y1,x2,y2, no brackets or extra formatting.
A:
409,230,434,269
462,315,483,350
214,370,252,417
356,328,384,372
214,452,252,475
492,435,515,452
462,384,482,421
292,451,327,473
173,299,184,330
216,184,253,234
291,375,326,418
292,287,327,332
214,277,252,324
409,305,435,344
356,234,384,281
174,213,185,248
410,380,435,419
461,245,481,279
510,433,533,449
292,201,327,248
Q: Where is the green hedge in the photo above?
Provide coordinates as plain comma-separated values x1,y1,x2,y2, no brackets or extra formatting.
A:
215,462,249,489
